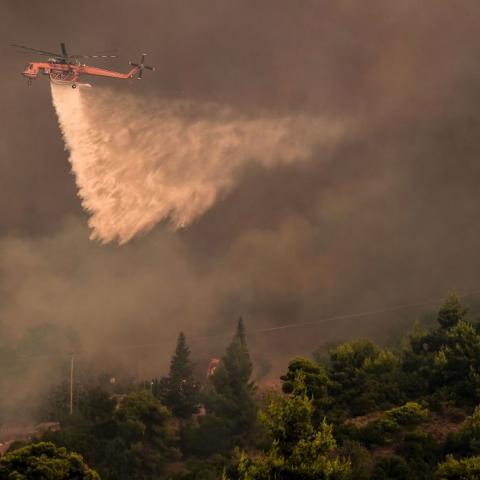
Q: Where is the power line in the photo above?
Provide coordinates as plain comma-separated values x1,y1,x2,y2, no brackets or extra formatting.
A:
82,289,480,351
4,289,480,363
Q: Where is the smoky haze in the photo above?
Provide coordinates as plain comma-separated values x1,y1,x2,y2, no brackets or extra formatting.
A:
1,0,480,400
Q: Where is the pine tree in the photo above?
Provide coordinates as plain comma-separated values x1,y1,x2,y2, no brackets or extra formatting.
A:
211,318,254,396
203,318,257,451
158,332,200,419
437,292,468,329
238,373,351,480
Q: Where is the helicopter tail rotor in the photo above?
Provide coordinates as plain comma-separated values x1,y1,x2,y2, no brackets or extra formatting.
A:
129,53,155,79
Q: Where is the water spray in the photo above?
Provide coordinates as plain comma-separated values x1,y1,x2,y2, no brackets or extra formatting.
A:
50,83,346,244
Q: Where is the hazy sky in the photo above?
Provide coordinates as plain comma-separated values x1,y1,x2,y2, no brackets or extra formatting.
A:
2,0,480,378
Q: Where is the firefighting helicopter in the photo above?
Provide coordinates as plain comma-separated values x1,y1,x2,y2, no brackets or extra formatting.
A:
11,42,155,88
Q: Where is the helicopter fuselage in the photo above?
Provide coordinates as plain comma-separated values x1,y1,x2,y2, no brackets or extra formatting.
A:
22,61,139,86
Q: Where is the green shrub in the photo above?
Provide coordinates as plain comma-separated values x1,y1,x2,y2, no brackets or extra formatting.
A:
436,455,480,479
385,402,429,426
447,405,480,457
400,430,440,479
353,417,401,447
339,440,374,480
373,455,410,480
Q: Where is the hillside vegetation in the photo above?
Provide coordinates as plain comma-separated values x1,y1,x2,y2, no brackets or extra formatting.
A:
3,294,480,479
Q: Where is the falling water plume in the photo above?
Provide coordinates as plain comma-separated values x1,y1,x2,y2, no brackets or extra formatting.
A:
50,84,346,244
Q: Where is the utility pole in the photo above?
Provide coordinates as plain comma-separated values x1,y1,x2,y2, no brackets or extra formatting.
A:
69,355,74,415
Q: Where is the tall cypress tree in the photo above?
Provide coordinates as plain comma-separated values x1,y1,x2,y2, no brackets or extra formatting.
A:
181,319,258,457
208,317,257,447
158,332,200,419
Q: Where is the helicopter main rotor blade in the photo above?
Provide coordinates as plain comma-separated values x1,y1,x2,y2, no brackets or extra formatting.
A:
15,51,53,56
10,43,60,57
69,48,118,58
71,54,118,59
60,42,68,58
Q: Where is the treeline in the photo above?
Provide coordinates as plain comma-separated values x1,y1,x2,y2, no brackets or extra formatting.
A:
3,294,480,479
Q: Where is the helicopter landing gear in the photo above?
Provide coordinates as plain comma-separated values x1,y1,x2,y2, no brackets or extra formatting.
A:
27,79,32,87
71,84,77,89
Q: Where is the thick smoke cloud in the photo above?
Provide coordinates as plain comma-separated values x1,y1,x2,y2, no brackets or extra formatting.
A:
1,0,480,388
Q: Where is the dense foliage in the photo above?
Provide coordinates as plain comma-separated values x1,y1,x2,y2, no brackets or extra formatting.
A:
4,294,480,479
42,389,174,479
0,442,99,479
238,373,350,479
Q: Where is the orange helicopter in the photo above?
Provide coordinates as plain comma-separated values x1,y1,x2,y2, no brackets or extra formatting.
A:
11,42,155,88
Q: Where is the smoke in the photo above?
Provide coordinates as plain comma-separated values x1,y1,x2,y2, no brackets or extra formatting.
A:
3,0,480,424
50,83,346,243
